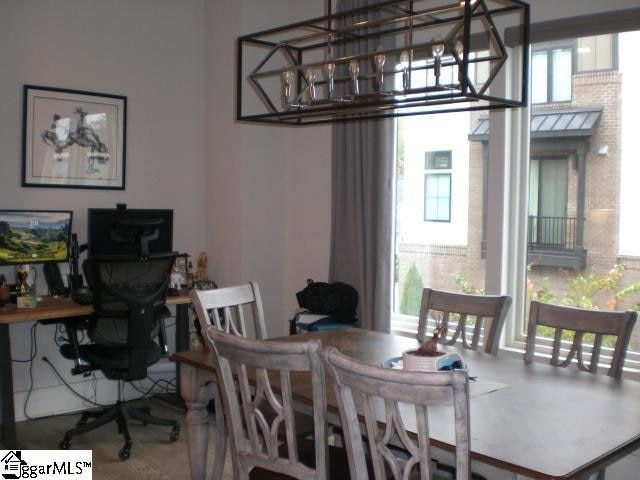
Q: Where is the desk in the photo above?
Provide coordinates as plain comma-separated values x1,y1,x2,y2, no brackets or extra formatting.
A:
0,292,191,448
172,328,640,480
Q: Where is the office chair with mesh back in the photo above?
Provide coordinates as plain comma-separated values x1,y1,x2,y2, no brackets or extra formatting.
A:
59,252,179,460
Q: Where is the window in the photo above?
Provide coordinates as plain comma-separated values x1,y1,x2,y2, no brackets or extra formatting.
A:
393,113,479,335
531,47,572,104
577,34,614,72
528,158,569,247
523,30,640,373
424,151,452,222
392,20,640,376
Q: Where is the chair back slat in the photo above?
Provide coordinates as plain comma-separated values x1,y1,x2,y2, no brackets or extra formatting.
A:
207,328,327,480
525,300,637,378
190,281,268,341
418,288,511,354
323,347,471,480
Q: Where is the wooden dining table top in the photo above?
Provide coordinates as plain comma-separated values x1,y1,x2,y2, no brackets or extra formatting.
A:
171,327,640,480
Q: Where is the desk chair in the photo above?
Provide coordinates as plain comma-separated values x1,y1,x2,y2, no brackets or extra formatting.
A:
323,347,471,480
207,328,351,480
417,288,511,354
525,300,637,379
59,252,179,460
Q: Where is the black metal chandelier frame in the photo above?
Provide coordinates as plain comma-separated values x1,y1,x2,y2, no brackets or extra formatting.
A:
237,0,530,125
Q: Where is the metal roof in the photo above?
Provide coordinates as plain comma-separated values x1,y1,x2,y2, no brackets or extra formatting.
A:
469,107,603,141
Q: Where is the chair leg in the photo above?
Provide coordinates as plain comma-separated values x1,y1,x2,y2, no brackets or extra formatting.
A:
127,405,180,442
116,404,134,460
210,386,228,480
60,406,119,449
77,409,106,427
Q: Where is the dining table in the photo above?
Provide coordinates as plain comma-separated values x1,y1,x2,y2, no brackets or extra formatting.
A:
171,327,640,480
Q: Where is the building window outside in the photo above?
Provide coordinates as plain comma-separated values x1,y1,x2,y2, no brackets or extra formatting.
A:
532,47,572,104
528,157,569,247
577,34,614,72
424,151,452,222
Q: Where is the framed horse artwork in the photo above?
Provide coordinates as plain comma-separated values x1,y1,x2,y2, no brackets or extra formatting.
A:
22,85,127,190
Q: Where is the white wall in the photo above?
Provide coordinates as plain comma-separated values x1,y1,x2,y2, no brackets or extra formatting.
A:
204,0,331,338
0,0,206,420
400,112,470,246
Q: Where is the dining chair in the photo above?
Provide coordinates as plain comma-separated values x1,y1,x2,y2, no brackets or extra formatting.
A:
417,288,511,354
206,328,351,480
189,283,270,480
525,300,637,379
190,281,268,341
323,346,471,480
191,282,317,478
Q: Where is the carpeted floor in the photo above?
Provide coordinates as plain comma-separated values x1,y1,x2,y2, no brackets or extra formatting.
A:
15,399,233,480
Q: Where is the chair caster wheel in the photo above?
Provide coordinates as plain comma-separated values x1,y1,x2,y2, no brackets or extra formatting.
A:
60,439,71,450
119,443,132,460
170,425,180,442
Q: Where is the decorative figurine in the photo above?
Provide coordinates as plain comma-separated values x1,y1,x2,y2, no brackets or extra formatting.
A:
169,267,185,291
194,252,208,283
16,265,32,296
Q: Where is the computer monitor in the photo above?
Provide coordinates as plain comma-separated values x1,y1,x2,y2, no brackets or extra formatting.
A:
0,210,73,265
87,208,173,257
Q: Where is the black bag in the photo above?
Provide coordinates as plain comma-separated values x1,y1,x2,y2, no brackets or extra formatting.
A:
296,279,358,322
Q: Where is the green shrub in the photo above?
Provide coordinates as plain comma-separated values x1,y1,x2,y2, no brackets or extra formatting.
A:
400,263,424,316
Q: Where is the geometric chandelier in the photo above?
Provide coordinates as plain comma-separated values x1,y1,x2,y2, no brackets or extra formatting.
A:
237,0,530,125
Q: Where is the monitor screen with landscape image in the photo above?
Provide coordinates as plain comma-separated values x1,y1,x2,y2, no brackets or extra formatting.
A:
0,210,72,265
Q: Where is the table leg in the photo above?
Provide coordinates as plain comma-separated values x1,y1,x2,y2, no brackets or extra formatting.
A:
0,323,17,448
175,303,190,390
181,363,217,480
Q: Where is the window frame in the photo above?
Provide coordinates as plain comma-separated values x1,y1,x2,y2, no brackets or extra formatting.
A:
423,150,452,223
531,41,574,104
575,33,618,74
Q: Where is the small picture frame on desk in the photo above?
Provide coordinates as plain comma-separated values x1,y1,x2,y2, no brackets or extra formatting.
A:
22,85,127,190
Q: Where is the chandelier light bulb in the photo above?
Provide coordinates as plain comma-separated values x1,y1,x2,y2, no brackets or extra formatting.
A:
432,43,444,87
399,50,410,69
399,50,410,91
305,68,317,102
325,62,336,98
455,40,465,86
374,48,386,92
349,59,360,96
455,40,464,58
374,49,386,71
282,70,294,107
